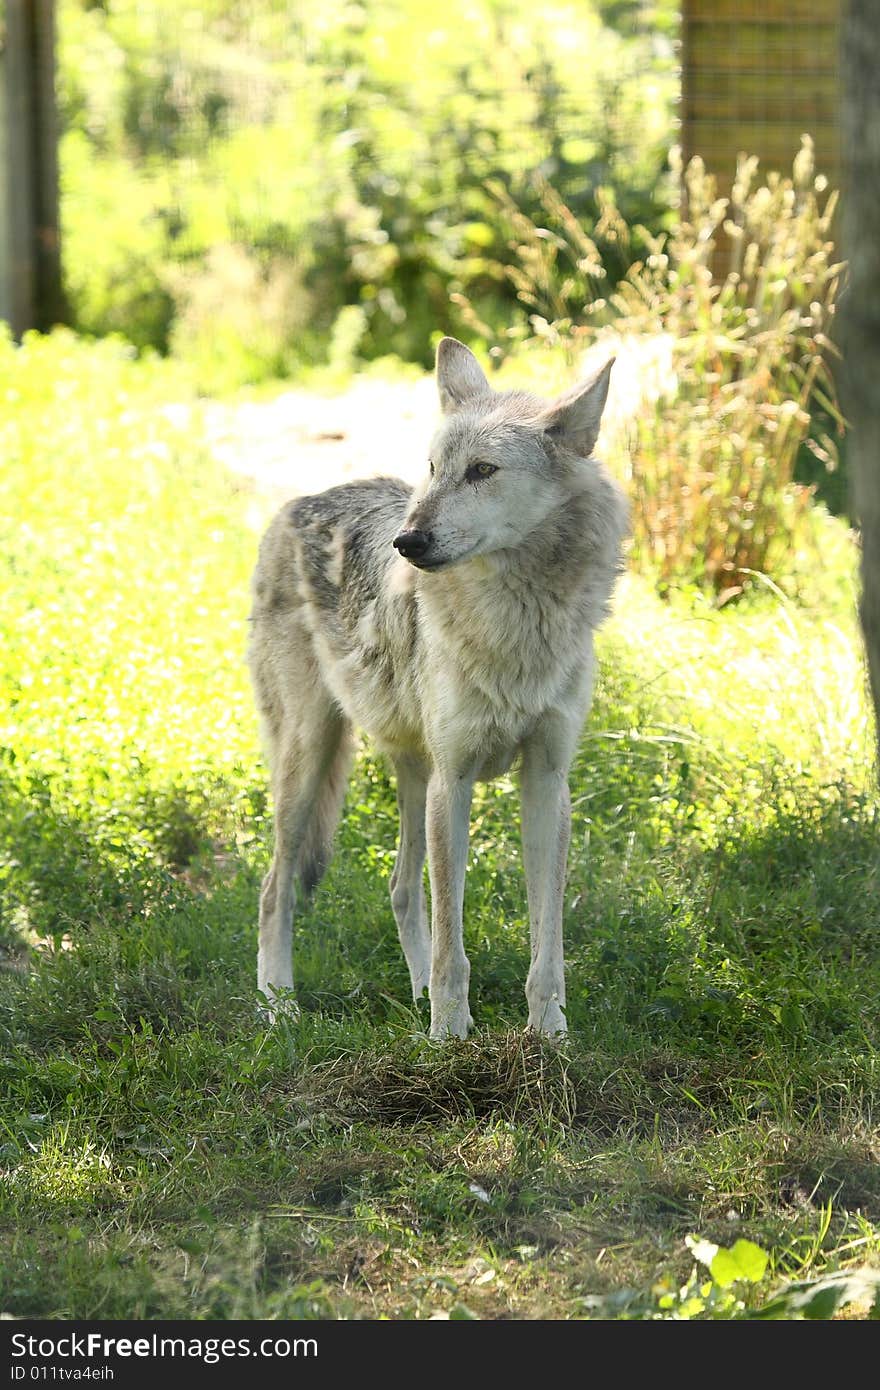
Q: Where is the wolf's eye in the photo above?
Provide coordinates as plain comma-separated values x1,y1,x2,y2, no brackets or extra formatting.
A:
465,461,498,483
428,460,435,477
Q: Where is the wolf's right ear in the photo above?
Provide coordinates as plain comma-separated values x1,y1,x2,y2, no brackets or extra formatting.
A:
436,338,491,415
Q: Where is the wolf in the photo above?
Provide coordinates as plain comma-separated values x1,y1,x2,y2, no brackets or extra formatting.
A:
248,337,628,1038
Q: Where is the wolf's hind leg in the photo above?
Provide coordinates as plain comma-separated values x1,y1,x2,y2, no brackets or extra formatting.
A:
389,756,431,999
258,704,351,1009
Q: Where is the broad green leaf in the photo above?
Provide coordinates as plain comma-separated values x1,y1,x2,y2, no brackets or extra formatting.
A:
710,1240,769,1288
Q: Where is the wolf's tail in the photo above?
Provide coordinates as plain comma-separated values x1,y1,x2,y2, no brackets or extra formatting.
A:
298,733,353,897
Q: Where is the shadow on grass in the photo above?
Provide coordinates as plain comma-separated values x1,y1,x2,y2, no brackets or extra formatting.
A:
0,764,265,1044
0,766,149,952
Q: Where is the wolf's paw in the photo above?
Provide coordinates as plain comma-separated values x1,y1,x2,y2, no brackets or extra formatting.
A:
527,998,567,1039
429,999,474,1040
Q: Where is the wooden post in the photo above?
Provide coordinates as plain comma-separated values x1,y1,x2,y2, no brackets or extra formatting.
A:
680,0,841,276
0,0,65,336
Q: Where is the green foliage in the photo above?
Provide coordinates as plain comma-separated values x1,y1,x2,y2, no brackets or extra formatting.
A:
0,333,877,1320
56,0,678,385
635,1235,770,1319
59,133,176,350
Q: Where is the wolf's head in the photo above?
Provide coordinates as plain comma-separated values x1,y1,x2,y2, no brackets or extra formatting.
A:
392,337,615,571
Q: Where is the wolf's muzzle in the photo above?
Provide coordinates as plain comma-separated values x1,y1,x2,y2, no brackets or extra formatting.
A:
392,529,432,562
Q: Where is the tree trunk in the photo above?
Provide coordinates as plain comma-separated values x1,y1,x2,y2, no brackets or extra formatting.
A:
0,0,65,334
840,0,880,766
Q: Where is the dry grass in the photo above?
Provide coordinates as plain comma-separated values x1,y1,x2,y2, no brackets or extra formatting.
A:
294,1032,744,1138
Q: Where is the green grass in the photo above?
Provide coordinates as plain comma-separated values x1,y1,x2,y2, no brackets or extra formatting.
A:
1,330,879,1320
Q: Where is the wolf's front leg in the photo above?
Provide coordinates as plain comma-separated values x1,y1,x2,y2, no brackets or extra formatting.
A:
520,732,574,1037
425,770,474,1038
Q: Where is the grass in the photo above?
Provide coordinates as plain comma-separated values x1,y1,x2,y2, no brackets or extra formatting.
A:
1,329,879,1320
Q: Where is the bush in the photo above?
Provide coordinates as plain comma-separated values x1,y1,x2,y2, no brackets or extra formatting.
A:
60,132,175,351
610,139,843,598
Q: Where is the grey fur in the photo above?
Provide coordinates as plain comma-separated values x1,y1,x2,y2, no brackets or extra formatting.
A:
248,338,628,1037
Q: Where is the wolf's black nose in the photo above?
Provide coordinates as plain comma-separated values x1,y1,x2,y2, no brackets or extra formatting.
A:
392,529,432,560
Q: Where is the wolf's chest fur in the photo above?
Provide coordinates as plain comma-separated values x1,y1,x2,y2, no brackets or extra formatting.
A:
416,556,593,741
254,467,624,773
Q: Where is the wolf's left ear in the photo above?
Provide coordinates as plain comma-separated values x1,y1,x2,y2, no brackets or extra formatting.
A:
541,357,615,458
436,337,491,415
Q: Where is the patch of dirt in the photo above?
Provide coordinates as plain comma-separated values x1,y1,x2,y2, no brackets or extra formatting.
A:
201,375,438,512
